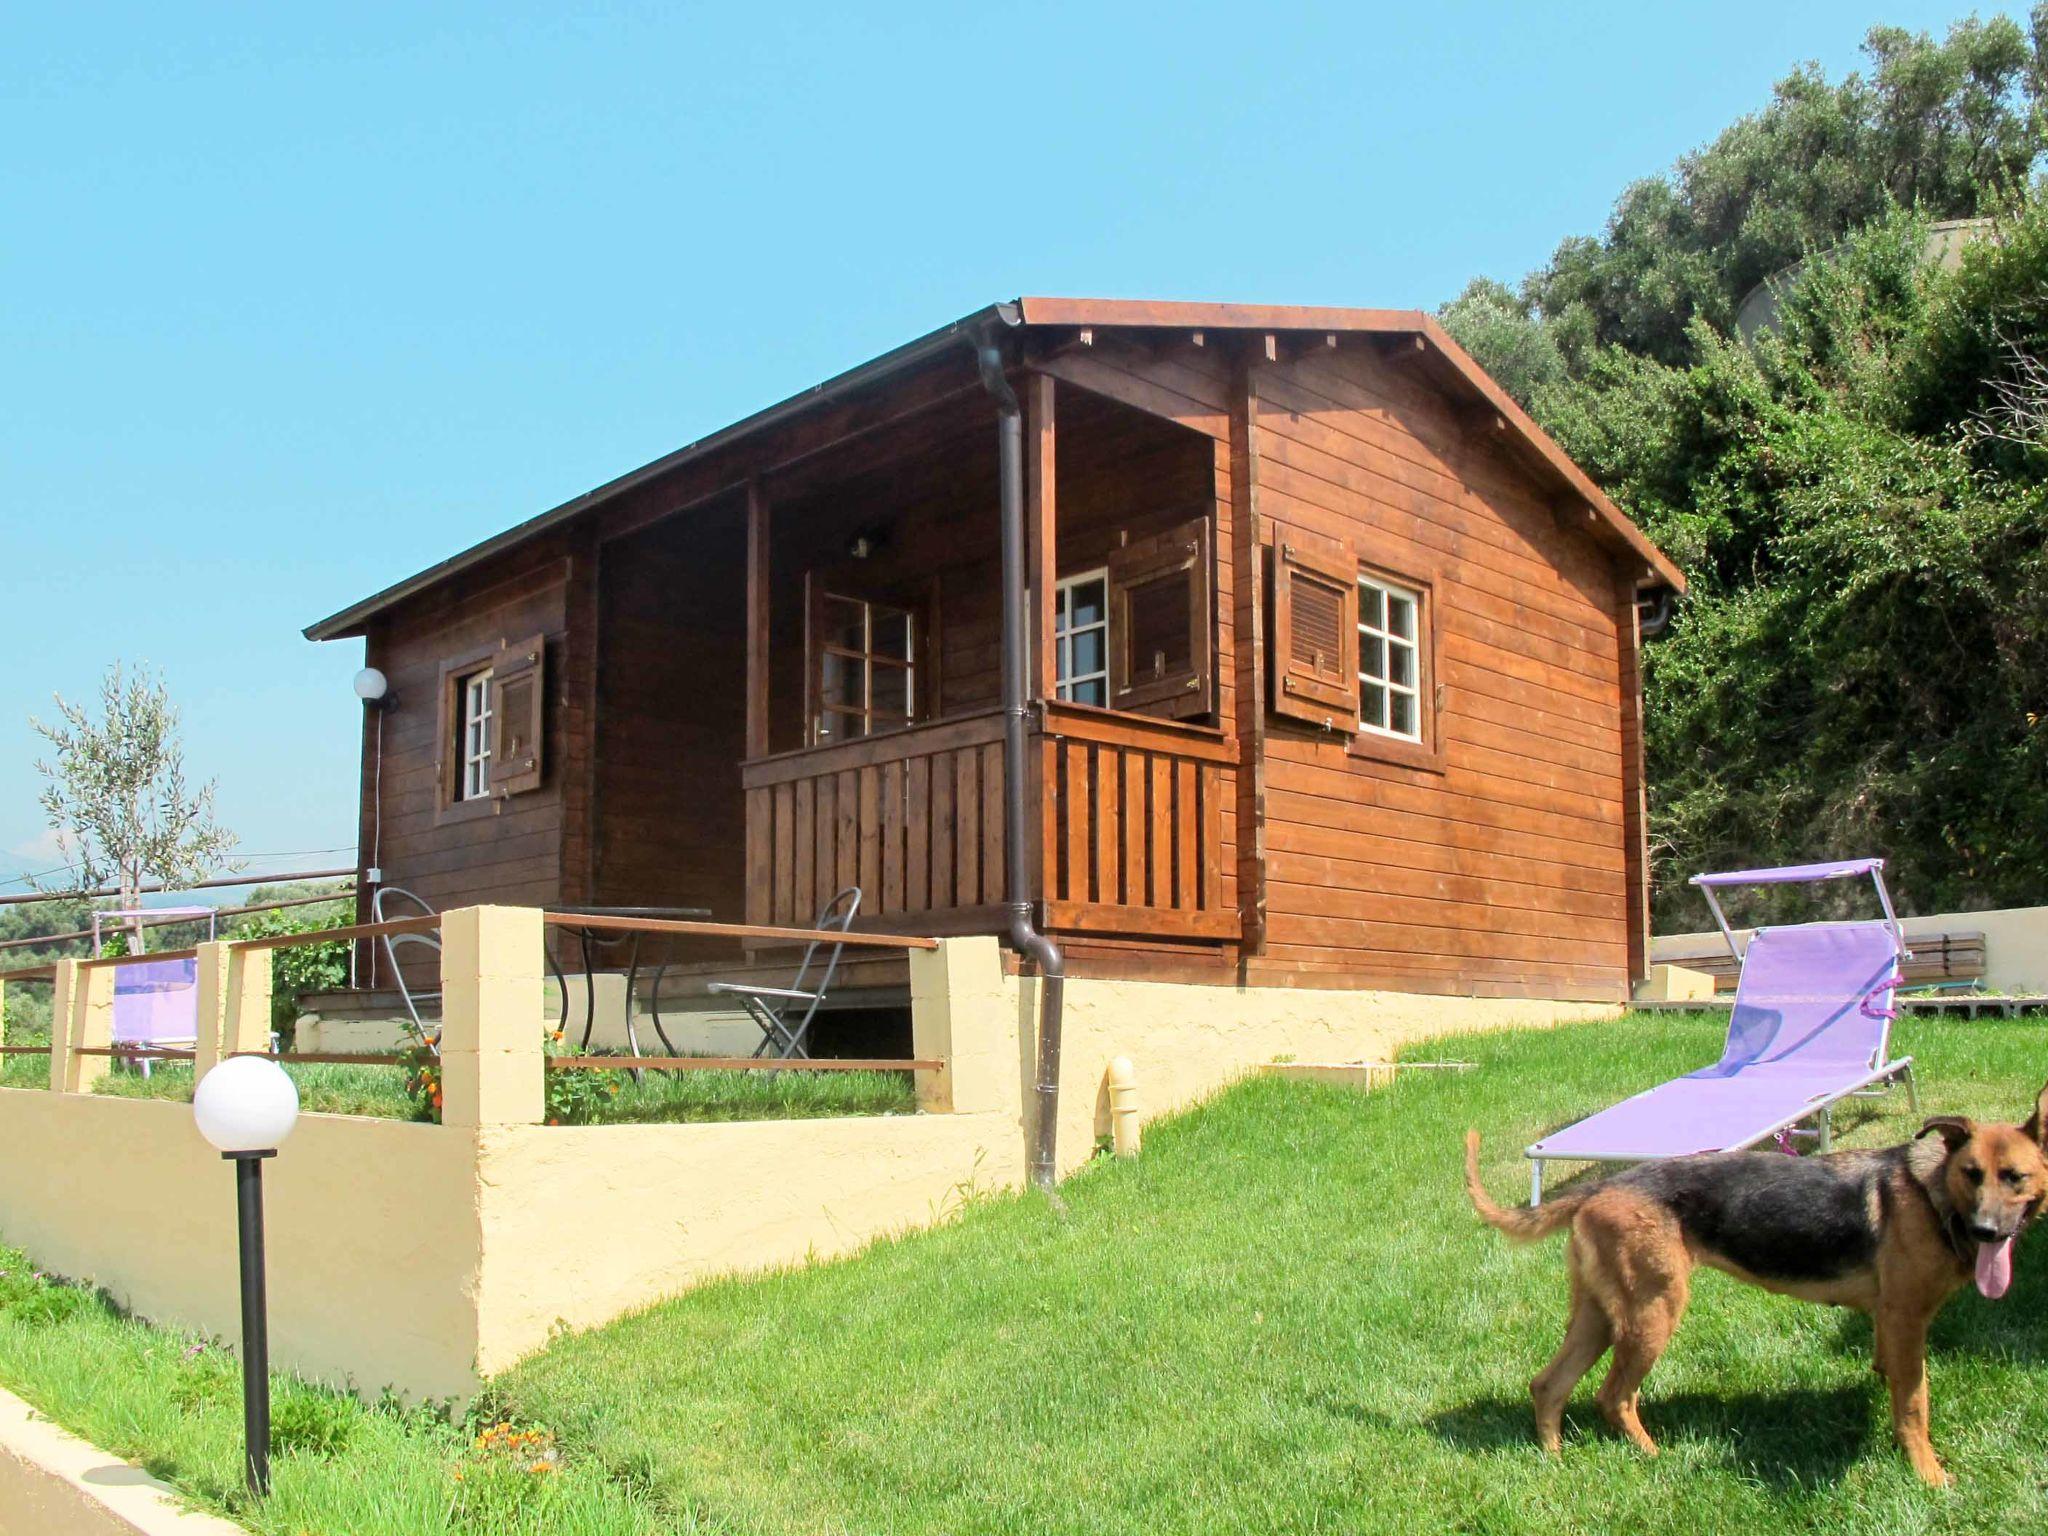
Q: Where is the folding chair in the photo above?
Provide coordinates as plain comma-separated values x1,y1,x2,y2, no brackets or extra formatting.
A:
1525,858,1917,1203
705,887,861,1059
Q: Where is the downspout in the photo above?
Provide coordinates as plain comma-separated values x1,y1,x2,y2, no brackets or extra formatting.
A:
968,320,1068,1193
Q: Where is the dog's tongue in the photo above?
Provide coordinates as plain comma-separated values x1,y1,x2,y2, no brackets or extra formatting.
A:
1976,1236,2015,1300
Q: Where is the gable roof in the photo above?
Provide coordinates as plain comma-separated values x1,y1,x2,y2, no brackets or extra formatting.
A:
306,297,1681,640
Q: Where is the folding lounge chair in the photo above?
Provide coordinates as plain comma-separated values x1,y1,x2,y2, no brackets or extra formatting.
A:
706,887,861,1060
99,905,216,1078
1525,858,1919,1204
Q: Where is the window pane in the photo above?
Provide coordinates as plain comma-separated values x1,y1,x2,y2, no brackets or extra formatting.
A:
1387,593,1415,640
1360,633,1385,682
872,663,910,719
1361,683,1386,729
1359,582,1384,631
820,652,861,710
1070,627,1105,680
1069,578,1106,630
1390,691,1416,737
1071,677,1108,707
822,595,866,653
1388,641,1413,688
820,709,867,741
873,609,912,663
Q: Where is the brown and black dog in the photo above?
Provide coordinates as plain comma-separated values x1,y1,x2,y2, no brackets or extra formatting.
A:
1465,1082,2048,1486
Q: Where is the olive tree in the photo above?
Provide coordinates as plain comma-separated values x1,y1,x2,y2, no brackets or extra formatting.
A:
31,662,237,943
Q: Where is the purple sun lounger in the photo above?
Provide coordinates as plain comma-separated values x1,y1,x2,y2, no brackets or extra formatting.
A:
1524,859,1919,1204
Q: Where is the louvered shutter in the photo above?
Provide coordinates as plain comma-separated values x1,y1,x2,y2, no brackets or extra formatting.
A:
489,634,546,796
1271,532,1359,730
1107,515,1213,719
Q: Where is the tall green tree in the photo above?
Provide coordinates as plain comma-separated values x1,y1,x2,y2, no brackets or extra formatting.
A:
1438,11,2048,929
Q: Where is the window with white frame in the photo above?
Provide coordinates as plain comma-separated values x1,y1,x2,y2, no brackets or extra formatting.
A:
1054,569,1109,706
459,668,494,800
1358,574,1422,741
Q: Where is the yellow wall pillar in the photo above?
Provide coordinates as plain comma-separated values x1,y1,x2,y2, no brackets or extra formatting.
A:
909,937,1024,1118
222,947,273,1057
438,906,545,1128
44,960,76,1093
57,962,114,1095
193,942,231,1076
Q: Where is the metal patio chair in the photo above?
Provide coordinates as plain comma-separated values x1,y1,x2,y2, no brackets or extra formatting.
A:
705,887,862,1060
373,886,443,1050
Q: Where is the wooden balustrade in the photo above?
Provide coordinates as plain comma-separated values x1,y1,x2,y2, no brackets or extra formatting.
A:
742,710,1009,930
1036,702,1237,941
741,703,1237,944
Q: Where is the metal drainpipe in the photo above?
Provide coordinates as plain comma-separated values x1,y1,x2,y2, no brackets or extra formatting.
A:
969,326,1067,1193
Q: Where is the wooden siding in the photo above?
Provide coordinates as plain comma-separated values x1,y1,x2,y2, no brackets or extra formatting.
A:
1245,340,1631,1001
360,542,573,981
591,503,750,918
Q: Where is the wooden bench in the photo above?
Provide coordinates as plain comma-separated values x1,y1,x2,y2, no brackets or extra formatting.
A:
1661,931,1986,994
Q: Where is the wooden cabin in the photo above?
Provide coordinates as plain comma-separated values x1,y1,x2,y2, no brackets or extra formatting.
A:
307,298,1683,1011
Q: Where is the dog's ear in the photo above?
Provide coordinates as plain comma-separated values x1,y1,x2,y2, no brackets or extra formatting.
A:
2022,1080,2048,1148
1917,1116,1976,1153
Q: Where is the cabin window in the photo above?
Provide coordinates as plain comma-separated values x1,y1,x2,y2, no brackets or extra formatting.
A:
1054,569,1110,706
457,667,494,800
811,589,918,744
1358,574,1424,742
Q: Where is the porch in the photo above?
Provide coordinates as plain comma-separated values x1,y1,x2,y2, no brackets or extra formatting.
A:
573,358,1242,964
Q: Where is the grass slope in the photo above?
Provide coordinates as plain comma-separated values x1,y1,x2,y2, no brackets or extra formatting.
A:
0,1012,2042,1534
507,1012,2048,1535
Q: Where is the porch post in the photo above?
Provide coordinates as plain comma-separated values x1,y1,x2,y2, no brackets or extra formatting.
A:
1025,373,1057,703
745,476,771,759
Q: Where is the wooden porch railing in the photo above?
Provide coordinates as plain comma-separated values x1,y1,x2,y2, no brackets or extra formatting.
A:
741,703,1238,946
742,710,1009,930
1036,703,1237,941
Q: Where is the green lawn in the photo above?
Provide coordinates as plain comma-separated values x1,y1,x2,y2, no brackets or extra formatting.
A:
78,1058,917,1125
2,1010,2045,1534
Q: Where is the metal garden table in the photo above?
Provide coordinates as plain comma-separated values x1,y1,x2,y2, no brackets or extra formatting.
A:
543,905,711,1055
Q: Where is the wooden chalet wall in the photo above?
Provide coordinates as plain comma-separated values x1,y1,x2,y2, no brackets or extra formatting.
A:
1041,330,1637,1000
1251,342,1631,1001
357,534,577,962
591,503,750,916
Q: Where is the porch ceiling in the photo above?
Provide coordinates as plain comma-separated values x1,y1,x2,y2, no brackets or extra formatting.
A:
305,297,1680,642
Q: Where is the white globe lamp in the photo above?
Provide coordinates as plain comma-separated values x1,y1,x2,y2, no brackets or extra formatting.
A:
352,666,389,705
194,1056,300,1154
193,1054,299,1497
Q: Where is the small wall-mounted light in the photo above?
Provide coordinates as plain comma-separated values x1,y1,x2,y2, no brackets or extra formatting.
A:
846,524,890,562
353,667,394,709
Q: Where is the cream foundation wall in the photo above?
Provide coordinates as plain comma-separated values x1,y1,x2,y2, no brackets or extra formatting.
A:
0,916,1608,1400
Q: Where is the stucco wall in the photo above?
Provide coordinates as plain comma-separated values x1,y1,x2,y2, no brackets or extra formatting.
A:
471,1112,1024,1373
1653,903,2048,995
0,937,1609,1399
0,1091,483,1402
1034,964,1613,1175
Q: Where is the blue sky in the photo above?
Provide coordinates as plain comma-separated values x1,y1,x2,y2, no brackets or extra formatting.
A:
0,0,2014,891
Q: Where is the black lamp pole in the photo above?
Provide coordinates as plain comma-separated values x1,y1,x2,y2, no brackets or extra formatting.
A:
228,1149,275,1497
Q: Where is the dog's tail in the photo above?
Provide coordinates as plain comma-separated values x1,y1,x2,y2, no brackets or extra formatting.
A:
1463,1130,1584,1242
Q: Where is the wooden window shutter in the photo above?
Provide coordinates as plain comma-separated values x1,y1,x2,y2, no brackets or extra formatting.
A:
1107,515,1213,719
1271,531,1359,730
489,634,546,796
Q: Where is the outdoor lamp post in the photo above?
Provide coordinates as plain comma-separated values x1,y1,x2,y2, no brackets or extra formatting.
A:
193,1055,300,1497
